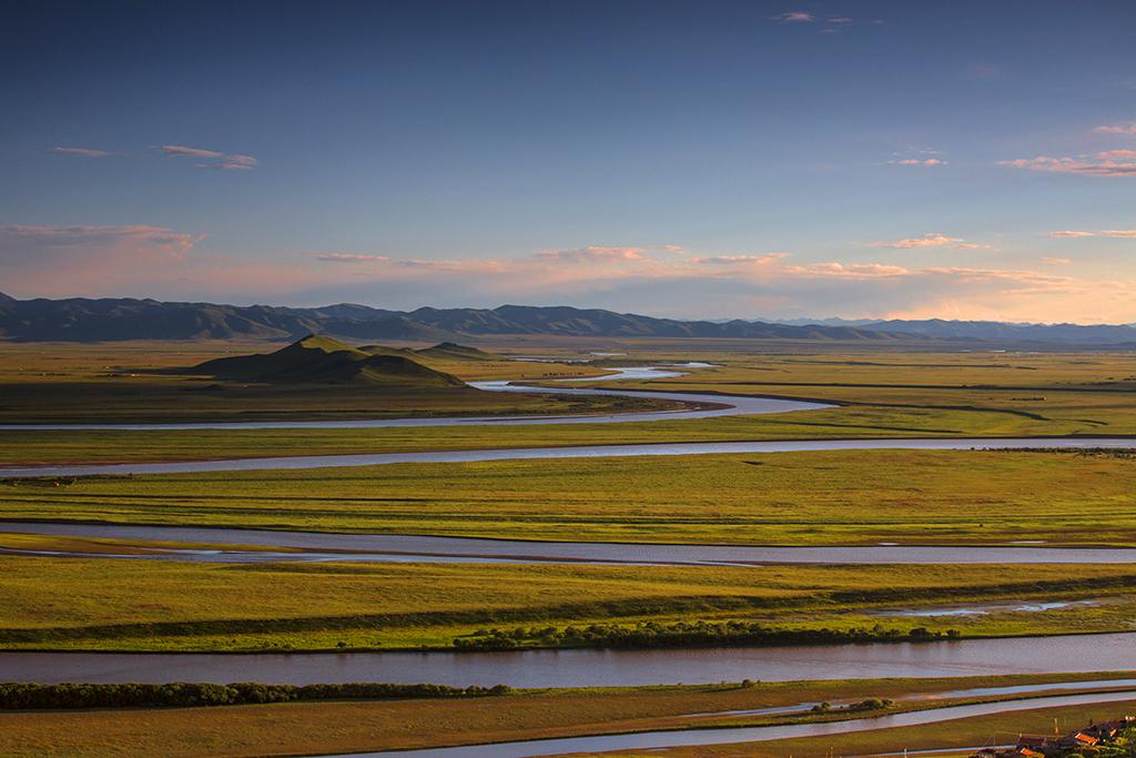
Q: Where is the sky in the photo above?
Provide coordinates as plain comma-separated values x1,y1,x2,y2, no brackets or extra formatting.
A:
2,0,1135,323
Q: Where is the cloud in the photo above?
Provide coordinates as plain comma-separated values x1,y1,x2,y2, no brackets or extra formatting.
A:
536,246,648,263
1093,122,1136,136
51,147,111,158
827,16,853,24
1049,229,1136,239
1000,152,1136,177
771,11,814,22
0,224,205,297
8,234,1136,323
160,145,258,171
872,233,990,250
889,158,947,167
1041,257,1072,265
160,145,225,159
315,253,392,263
692,253,788,265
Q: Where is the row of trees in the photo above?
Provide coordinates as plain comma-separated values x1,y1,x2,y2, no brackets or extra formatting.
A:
0,681,512,710
453,621,962,650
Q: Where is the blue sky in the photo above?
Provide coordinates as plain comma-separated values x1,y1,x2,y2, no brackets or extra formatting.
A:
2,0,1135,321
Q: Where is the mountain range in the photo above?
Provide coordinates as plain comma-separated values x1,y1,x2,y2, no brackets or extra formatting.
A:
3,292,1136,346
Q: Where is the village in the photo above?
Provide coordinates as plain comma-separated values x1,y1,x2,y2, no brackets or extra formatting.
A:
973,715,1134,757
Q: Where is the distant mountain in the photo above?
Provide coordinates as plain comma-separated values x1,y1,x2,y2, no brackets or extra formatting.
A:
193,335,463,387
859,319,1136,346
4,293,1134,346
0,295,903,342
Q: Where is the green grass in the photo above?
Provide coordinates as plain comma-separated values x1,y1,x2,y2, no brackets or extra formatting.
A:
0,338,664,423
2,555,1136,651
4,450,1134,546
4,345,1136,460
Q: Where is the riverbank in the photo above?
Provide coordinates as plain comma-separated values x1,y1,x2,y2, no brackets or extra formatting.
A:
1,673,1134,757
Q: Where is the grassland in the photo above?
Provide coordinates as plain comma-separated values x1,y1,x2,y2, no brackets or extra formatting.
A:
2,554,1135,651
0,338,674,423
3,346,1136,466
3,449,1134,546
0,674,1133,756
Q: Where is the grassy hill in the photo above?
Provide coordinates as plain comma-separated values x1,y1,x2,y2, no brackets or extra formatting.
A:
193,335,464,387
414,342,495,361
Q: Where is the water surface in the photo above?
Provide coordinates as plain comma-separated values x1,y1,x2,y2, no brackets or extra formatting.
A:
2,632,1133,688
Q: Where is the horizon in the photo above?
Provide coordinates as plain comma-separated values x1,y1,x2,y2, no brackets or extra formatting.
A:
3,1,1136,321
4,289,1136,328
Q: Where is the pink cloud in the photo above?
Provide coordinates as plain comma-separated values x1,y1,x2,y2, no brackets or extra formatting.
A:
1093,122,1136,136
160,145,258,171
1042,257,1072,265
872,233,990,250
1000,152,1136,177
537,246,648,263
316,253,392,263
160,145,225,159
692,253,788,265
1050,229,1136,239
51,147,112,158
889,158,947,167
0,224,205,297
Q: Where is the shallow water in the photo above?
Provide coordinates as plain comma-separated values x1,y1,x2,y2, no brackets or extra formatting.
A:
6,522,1136,565
875,600,1104,617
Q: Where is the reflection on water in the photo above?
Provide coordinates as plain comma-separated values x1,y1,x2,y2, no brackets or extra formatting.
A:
2,632,1133,688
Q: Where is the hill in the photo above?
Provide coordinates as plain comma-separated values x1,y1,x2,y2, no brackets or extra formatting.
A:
193,335,464,387
414,342,496,361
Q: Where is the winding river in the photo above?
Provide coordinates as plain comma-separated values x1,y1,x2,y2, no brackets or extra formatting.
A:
1,365,1132,478
3,362,1136,756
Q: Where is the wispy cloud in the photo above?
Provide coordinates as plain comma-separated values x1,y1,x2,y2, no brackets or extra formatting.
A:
889,158,947,167
159,145,258,171
50,147,112,158
315,253,392,263
1000,152,1136,177
692,253,788,265
536,246,648,263
872,233,990,250
1049,229,1136,239
771,11,814,22
1093,122,1136,136
1041,257,1072,265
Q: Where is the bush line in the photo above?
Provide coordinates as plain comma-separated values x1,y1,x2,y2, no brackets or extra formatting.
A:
0,681,512,710
453,621,961,650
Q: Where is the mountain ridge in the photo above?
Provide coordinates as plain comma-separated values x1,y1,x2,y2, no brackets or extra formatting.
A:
3,294,1136,345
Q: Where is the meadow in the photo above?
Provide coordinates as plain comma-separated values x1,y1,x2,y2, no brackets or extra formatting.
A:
0,673,1132,756
3,344,1136,466
3,449,1134,546
2,553,1135,651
